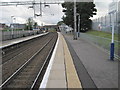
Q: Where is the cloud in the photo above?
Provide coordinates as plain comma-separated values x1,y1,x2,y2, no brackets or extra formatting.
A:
91,0,113,19
0,0,64,25
0,5,33,25
0,0,117,25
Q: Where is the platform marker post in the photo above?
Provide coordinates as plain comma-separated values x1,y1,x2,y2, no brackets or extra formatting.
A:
110,13,115,60
108,1,117,60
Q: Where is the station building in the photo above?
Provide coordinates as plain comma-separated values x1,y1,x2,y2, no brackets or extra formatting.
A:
0,23,9,30
10,23,26,30
43,25,59,32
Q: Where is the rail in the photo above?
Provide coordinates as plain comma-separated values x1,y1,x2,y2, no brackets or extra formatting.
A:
0,35,56,88
30,35,57,89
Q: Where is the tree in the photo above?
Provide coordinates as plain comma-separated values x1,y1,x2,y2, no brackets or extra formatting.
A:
33,22,38,29
25,18,34,30
57,21,64,25
62,2,97,32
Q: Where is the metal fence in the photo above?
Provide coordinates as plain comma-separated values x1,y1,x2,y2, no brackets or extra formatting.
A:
80,33,120,59
92,11,120,34
1,30,42,41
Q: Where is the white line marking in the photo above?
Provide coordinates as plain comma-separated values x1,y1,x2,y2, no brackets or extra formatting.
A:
39,32,60,88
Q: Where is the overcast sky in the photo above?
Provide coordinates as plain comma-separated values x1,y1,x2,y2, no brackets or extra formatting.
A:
0,0,117,26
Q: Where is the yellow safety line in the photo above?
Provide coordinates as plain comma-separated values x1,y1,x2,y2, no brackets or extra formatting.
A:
61,34,82,88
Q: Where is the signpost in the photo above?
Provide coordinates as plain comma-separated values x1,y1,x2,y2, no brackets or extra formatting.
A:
108,1,117,60
110,13,115,60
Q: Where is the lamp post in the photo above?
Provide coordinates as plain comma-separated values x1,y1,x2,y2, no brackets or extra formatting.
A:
13,17,17,38
77,13,80,37
11,16,14,38
33,0,36,18
73,0,77,40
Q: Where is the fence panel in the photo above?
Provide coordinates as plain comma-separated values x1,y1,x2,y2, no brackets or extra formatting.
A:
92,11,119,34
2,30,42,41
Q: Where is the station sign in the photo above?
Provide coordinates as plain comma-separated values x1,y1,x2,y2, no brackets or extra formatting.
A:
109,2,117,14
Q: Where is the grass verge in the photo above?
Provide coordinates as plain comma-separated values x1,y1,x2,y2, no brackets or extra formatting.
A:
86,30,119,41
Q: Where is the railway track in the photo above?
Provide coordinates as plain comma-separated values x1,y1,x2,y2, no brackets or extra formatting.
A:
2,33,48,65
2,33,54,83
1,32,58,89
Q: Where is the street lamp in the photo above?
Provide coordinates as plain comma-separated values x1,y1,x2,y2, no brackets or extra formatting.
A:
11,16,14,38
13,17,18,38
28,0,36,18
73,0,77,40
44,4,50,8
77,13,80,37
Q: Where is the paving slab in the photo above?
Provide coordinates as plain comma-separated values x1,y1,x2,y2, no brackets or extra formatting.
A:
46,33,67,88
40,33,82,88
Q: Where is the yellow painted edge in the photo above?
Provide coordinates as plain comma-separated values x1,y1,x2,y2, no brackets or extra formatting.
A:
60,34,82,88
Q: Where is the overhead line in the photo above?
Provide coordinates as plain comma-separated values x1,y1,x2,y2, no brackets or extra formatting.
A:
0,1,64,6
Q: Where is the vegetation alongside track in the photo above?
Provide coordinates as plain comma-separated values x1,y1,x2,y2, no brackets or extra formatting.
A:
86,30,119,41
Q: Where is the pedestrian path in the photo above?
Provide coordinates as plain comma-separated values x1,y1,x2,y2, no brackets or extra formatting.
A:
40,32,82,88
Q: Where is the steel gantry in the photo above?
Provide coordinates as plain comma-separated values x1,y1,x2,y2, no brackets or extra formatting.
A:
0,0,63,17
0,1,63,6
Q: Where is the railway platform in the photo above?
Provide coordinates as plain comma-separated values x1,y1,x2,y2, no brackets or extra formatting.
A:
1,31,118,89
63,32,118,88
40,32,82,88
40,32,118,89
0,32,48,49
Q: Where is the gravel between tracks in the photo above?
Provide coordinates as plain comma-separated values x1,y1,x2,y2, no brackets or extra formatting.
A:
5,33,57,89
2,34,47,64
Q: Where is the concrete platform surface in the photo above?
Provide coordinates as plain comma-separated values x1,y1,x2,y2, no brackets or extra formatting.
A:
1,32,48,49
63,33,118,88
40,32,82,88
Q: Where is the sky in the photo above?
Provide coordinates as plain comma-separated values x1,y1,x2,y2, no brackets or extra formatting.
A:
92,0,112,19
0,0,117,26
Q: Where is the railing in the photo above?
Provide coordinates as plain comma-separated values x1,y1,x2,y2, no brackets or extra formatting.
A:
80,33,120,59
1,30,42,41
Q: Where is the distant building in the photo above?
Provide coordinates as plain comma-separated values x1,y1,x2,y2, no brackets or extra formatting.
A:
0,23,9,30
43,25,59,31
59,23,73,32
10,23,26,30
